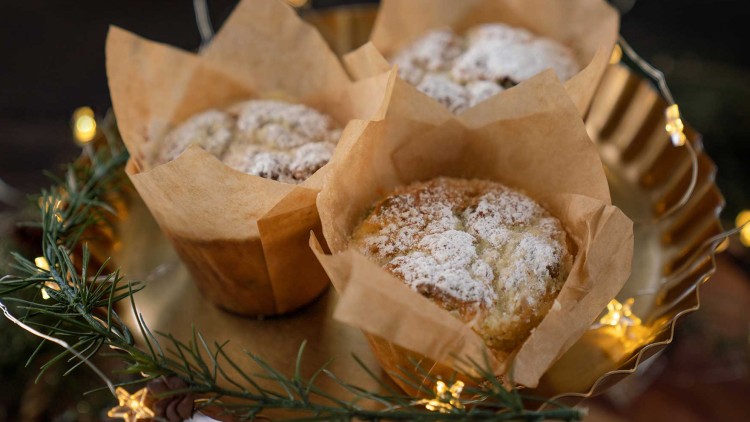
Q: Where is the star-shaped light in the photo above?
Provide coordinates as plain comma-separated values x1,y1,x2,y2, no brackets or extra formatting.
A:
665,104,686,146
595,298,641,333
107,387,155,422
415,380,465,413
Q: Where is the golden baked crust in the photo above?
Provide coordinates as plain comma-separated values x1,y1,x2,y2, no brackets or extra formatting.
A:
351,177,572,358
157,100,341,184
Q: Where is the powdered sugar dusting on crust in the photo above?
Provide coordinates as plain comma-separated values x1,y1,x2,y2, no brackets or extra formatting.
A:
452,39,579,85
392,29,465,85
289,142,337,181
157,100,341,184
416,74,471,114
465,23,534,45
157,110,234,164
391,23,580,114
232,100,339,148
351,177,572,354
388,230,495,305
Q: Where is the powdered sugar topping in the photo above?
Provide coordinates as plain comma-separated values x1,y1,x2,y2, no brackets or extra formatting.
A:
391,23,580,114
352,177,570,316
232,100,339,149
157,99,341,184
157,110,234,164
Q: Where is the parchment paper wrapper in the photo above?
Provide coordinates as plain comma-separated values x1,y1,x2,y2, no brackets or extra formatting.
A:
343,0,619,115
106,0,396,316
311,71,633,388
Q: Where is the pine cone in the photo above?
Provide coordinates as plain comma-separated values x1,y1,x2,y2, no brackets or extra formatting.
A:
147,376,195,422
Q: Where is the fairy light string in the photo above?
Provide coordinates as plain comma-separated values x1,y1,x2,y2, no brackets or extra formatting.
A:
1,47,745,422
615,37,699,224
193,0,214,51
0,4,748,417
2,275,157,420
590,38,712,334
617,37,675,104
0,299,117,397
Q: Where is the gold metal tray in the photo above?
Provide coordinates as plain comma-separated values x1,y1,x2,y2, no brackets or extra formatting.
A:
532,63,723,403
109,5,724,415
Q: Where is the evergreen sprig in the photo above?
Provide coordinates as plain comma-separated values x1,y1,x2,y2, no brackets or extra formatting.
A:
0,114,583,421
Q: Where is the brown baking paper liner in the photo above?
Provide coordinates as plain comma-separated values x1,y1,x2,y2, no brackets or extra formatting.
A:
106,0,396,316
311,71,633,388
343,0,619,115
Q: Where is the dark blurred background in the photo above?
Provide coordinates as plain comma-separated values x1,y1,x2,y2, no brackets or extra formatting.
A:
1,1,749,421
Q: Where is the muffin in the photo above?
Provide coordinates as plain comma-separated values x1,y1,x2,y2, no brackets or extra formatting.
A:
313,70,632,389
351,177,572,357
390,24,580,114
107,0,398,317
157,99,342,184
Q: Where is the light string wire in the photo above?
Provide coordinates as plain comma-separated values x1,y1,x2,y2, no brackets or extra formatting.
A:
617,36,699,225
585,42,747,410
658,141,699,222
648,221,749,323
557,223,750,407
619,36,675,104
0,6,741,415
616,37,747,307
193,0,215,52
0,298,117,397
587,38,729,334
612,221,750,317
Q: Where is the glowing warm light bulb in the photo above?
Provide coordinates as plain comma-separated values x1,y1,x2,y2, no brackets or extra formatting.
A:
107,387,154,422
72,107,97,144
415,380,465,413
665,104,686,147
736,210,750,247
609,44,622,64
597,298,641,334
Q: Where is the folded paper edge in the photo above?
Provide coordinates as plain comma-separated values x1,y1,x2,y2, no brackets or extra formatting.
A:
511,200,634,387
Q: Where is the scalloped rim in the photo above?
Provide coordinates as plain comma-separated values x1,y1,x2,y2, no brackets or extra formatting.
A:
542,246,720,405
542,118,726,406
